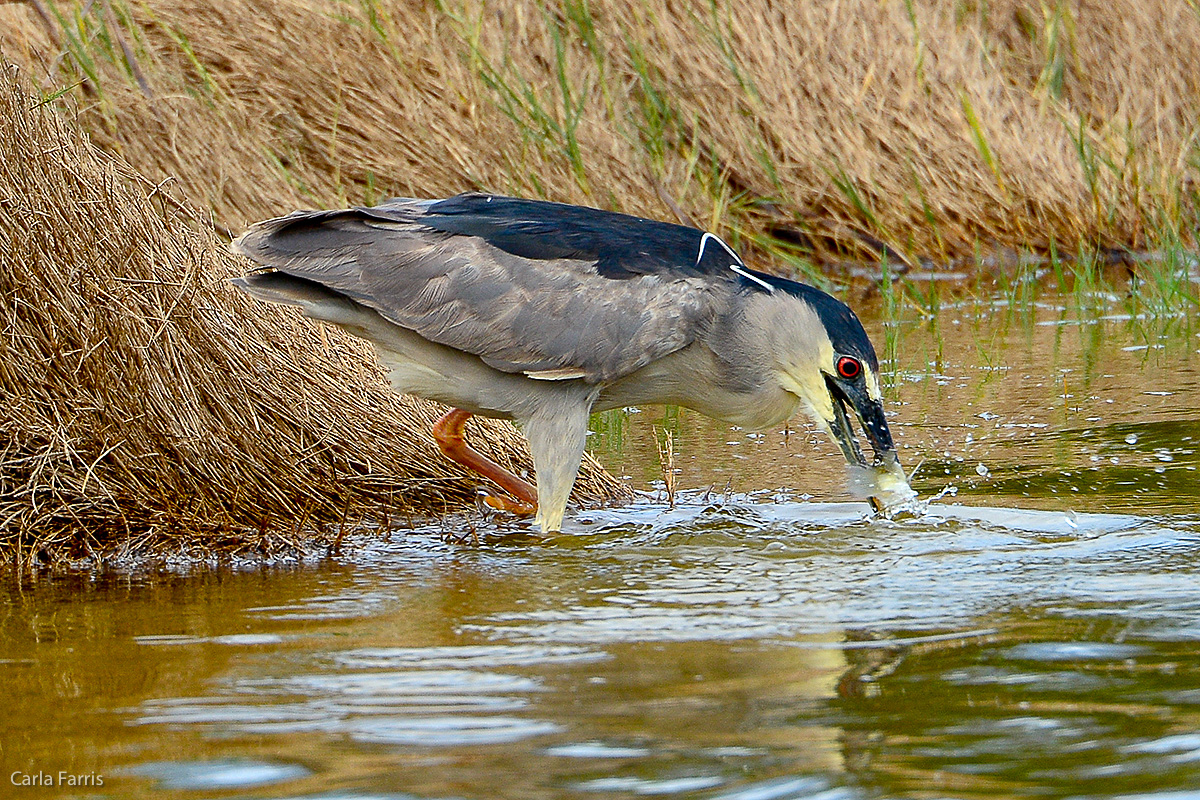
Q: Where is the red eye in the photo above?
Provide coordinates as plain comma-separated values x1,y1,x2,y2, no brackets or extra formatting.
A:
836,356,861,380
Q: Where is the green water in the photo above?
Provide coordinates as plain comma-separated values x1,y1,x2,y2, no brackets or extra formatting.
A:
3,288,1200,799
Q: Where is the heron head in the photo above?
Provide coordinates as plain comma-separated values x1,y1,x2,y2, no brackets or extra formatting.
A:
762,282,900,471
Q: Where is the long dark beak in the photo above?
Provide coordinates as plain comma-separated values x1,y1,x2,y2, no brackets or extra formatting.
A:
824,376,899,468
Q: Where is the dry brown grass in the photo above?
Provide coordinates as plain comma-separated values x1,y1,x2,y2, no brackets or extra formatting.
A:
2,0,1196,265
0,63,628,567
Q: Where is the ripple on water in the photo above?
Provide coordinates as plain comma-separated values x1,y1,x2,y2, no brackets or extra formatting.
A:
329,644,608,670
458,500,1199,646
1004,642,1152,662
1123,733,1200,758
942,665,1114,692
545,742,653,758
133,644,586,748
706,776,850,800
573,774,726,794
347,715,562,746
134,633,285,646
125,759,309,790
246,592,394,621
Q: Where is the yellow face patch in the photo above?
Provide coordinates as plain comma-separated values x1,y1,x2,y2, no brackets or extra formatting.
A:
778,351,880,439
860,362,882,402
777,368,834,424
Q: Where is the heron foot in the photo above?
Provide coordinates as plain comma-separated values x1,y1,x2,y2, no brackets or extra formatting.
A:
482,494,537,516
433,408,540,516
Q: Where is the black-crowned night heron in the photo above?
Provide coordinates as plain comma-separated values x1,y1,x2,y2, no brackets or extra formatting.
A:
232,193,907,532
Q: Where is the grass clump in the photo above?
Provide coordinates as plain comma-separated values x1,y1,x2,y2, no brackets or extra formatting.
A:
0,63,628,568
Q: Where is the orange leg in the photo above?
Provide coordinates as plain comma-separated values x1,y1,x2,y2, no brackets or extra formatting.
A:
432,408,537,517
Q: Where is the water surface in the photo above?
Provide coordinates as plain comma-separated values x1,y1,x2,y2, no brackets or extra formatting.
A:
3,290,1199,799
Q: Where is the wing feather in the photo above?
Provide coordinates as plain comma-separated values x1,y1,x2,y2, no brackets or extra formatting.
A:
232,196,723,383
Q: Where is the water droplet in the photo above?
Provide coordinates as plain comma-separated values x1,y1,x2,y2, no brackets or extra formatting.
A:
1125,434,1138,444
975,463,989,477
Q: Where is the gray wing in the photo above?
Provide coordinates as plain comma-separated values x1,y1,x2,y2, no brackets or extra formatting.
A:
231,199,718,383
